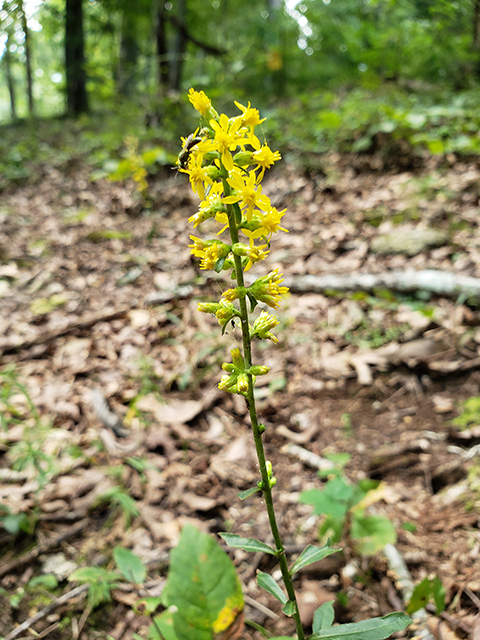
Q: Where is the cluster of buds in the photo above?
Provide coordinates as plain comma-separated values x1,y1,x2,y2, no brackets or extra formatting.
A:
180,89,289,396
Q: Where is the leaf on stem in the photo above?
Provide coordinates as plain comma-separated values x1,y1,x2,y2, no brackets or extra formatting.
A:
256,570,287,604
237,486,261,500
282,601,297,617
289,544,339,575
309,612,410,640
219,533,276,555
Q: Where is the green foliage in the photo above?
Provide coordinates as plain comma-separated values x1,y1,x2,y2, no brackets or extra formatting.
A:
452,396,480,429
161,524,244,640
406,576,446,615
300,456,396,555
69,567,120,609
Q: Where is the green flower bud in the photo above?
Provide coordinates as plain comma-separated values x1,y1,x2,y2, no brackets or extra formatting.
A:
249,365,270,376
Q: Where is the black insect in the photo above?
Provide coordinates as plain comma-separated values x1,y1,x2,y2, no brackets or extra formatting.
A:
177,132,203,169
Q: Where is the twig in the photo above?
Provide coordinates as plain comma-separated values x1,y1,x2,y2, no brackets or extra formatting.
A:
0,520,88,578
4,584,89,640
280,442,335,472
383,543,434,640
244,594,279,620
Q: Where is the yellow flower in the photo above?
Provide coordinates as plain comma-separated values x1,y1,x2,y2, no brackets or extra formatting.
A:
234,101,266,128
244,243,269,271
223,168,271,221
243,206,288,241
210,114,249,172
251,138,281,180
188,236,230,270
189,182,226,227
188,88,212,117
251,311,280,343
249,268,289,309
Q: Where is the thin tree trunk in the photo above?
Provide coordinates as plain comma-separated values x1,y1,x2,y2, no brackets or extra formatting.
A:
473,0,480,78
118,9,139,96
156,1,169,91
4,33,17,120
19,0,34,116
169,0,187,91
65,0,88,115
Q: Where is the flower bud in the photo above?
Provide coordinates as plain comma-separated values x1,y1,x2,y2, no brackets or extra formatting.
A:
249,365,270,376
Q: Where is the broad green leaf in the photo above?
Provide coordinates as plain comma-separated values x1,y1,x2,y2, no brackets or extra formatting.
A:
282,601,297,617
319,515,344,544
310,611,410,640
163,524,244,640
113,547,147,584
219,533,276,555
238,486,261,500
351,514,396,556
256,570,286,604
313,601,335,633
290,544,339,575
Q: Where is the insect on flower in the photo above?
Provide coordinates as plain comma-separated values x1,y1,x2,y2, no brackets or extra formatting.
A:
177,130,205,170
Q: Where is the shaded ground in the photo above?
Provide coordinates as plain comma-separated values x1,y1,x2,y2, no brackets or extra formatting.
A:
1,152,480,639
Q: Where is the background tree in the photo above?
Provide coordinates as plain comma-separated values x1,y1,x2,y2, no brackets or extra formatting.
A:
65,0,88,115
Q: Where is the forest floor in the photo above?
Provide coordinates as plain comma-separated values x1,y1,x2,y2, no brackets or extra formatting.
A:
1,149,480,640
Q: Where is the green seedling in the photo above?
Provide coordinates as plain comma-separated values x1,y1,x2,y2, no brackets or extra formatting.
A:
300,454,396,556
406,576,446,616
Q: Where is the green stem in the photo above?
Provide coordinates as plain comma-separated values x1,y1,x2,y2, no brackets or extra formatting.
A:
222,179,305,640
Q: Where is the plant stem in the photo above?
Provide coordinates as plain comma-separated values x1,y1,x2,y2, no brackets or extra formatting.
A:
223,184,305,640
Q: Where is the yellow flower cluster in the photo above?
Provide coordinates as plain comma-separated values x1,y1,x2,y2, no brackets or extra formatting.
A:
180,89,288,275
180,89,289,393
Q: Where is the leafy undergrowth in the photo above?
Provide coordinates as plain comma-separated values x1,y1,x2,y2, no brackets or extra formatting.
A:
1,118,480,638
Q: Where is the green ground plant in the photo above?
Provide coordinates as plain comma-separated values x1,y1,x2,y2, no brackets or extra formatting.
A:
299,454,396,557
148,89,411,640
451,396,480,429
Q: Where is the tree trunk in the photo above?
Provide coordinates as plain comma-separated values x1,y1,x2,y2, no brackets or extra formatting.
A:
65,0,88,115
118,9,139,96
169,0,187,91
19,0,34,116
156,1,169,91
4,32,17,120
473,0,480,78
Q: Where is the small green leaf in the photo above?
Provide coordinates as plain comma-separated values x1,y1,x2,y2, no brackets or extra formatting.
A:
310,611,410,640
290,544,339,575
238,486,261,500
282,601,297,617
219,533,276,555
313,601,335,633
256,570,286,604
28,574,58,590
113,547,147,584
351,514,396,556
406,576,445,615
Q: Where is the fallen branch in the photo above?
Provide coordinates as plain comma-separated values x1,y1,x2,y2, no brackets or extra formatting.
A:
4,583,89,640
284,269,480,300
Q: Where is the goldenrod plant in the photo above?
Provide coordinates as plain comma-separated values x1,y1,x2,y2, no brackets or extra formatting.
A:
150,90,411,640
